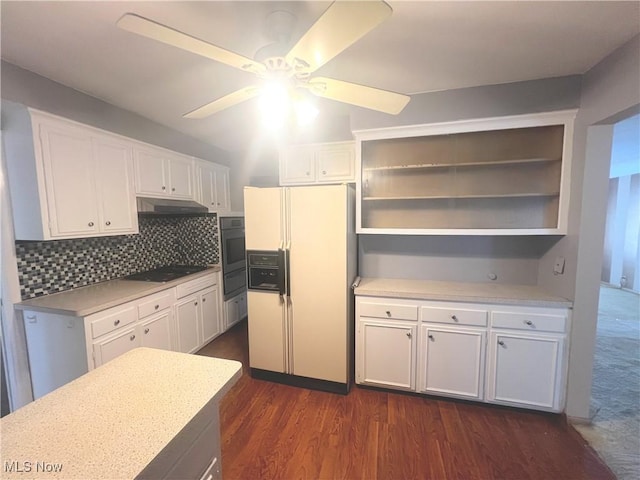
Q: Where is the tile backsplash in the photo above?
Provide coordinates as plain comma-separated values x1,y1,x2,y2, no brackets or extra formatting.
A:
16,214,219,300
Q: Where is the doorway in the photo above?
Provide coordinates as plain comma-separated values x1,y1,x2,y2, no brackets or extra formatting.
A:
574,114,640,480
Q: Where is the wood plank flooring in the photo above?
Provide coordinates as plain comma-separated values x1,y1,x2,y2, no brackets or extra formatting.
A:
197,321,614,480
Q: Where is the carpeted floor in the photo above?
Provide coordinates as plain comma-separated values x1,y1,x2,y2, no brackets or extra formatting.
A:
574,285,640,480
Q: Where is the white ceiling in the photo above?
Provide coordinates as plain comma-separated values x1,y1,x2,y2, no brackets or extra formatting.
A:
2,1,639,152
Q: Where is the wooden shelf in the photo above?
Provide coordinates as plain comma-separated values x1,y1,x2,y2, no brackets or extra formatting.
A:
363,157,560,172
355,112,576,234
363,192,560,201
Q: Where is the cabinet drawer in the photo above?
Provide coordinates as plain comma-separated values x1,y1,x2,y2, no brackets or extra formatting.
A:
421,306,487,327
138,290,174,318
176,273,216,299
491,311,566,333
90,306,137,339
359,301,418,321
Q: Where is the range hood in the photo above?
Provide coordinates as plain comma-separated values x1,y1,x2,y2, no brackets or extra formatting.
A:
137,197,208,215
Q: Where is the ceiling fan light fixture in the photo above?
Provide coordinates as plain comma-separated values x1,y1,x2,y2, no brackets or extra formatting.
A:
258,81,291,130
294,99,319,127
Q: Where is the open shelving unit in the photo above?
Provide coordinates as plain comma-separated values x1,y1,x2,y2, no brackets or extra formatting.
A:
354,111,576,235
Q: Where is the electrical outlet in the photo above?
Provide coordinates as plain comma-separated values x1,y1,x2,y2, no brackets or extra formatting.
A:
553,256,565,275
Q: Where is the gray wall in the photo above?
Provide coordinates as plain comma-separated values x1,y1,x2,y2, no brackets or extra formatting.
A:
540,34,640,420
0,61,244,208
352,76,582,285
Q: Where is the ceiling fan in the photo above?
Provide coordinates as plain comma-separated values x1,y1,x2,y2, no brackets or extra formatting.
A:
116,1,410,120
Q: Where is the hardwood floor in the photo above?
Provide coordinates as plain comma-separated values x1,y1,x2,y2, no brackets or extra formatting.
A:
198,321,614,480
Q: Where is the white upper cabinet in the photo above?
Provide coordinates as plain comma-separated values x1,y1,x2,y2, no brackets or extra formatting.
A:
354,110,577,235
3,107,139,240
134,146,194,200
196,160,230,213
93,137,138,234
280,141,355,185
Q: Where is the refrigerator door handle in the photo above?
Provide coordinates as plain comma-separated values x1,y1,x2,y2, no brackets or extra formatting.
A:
277,248,286,296
285,248,291,298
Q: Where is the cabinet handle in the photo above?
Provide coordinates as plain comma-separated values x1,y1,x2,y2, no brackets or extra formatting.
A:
306,171,310,176
105,221,111,226
385,310,391,317
162,186,166,190
322,170,327,175
114,319,120,326
172,187,176,192
194,301,198,306
211,202,215,205
217,202,221,206
202,298,207,303
144,328,150,334
88,221,94,227
428,334,434,340
130,334,136,341
155,304,159,310
525,320,533,326
451,315,458,322
498,340,505,346
406,331,412,339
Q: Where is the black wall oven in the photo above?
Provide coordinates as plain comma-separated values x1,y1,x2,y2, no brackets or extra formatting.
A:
220,217,246,300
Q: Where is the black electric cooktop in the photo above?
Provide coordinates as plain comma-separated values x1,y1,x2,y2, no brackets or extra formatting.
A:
122,265,208,283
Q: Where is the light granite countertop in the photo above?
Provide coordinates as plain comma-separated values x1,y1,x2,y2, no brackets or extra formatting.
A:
354,277,573,308
15,266,221,317
0,348,242,479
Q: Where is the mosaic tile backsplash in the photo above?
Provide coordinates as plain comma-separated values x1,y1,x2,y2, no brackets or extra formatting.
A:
16,214,219,300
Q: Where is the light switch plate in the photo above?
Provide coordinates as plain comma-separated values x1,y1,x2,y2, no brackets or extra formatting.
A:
554,256,565,274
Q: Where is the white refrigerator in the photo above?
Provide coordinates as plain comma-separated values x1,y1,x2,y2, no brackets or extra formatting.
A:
243,184,356,393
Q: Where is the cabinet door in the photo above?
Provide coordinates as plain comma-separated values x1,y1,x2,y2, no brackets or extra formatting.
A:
198,163,217,211
486,331,563,411
280,145,315,185
213,166,230,211
168,155,194,199
93,137,138,234
225,296,239,330
134,148,168,196
201,286,221,344
93,327,140,367
140,311,172,351
175,295,202,354
39,122,99,237
317,143,355,183
419,325,485,400
356,320,417,391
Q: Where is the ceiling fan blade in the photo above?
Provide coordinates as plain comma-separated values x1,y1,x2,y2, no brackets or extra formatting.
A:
286,1,391,74
117,13,265,74
183,86,260,119
308,77,410,115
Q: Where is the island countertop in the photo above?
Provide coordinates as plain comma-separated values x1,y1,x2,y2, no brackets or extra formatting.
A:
354,277,573,308
15,266,221,317
0,348,242,479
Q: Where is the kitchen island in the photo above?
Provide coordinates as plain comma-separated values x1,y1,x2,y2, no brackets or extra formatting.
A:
0,348,242,479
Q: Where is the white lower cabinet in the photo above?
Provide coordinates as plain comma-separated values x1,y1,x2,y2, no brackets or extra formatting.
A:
419,325,486,400
356,298,419,391
92,289,174,368
485,309,566,411
175,295,202,354
22,272,226,399
175,275,222,353
357,320,417,391
224,291,247,330
355,295,570,413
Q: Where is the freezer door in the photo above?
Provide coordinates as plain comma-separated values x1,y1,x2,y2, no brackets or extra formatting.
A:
247,290,286,373
288,185,349,383
243,187,283,250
